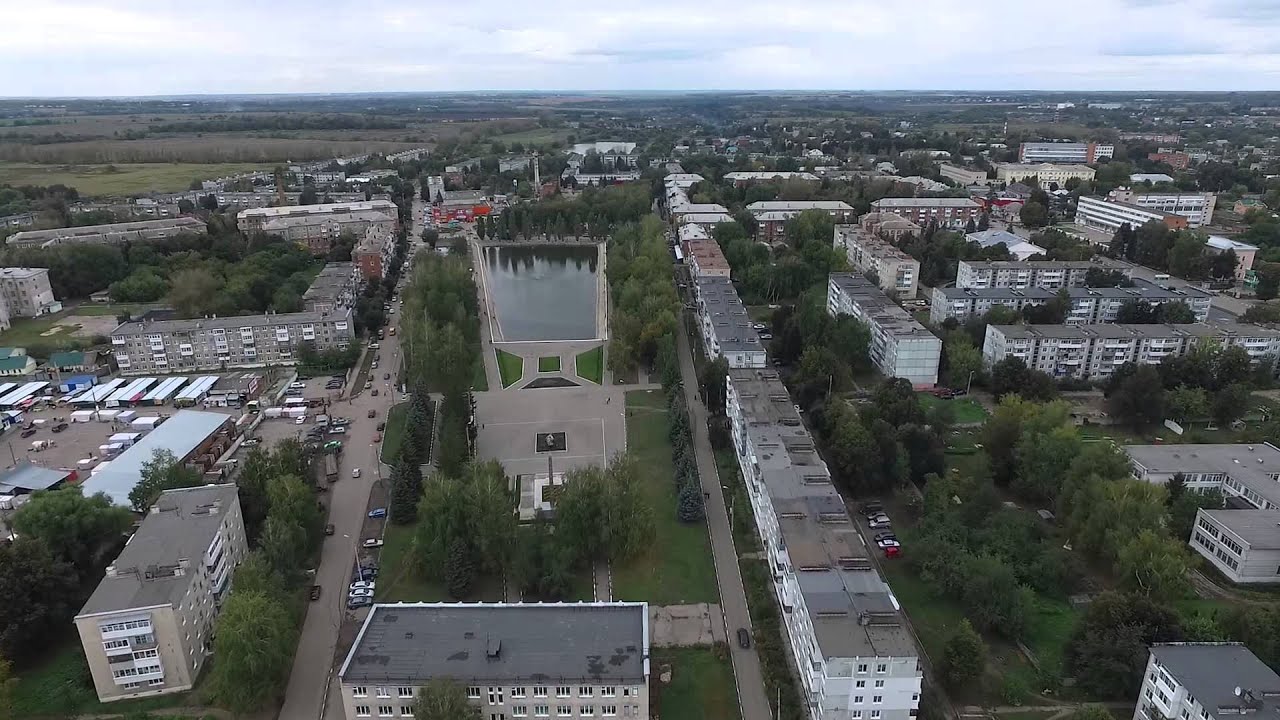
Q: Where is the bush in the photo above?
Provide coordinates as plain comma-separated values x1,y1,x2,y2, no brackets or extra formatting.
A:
939,619,986,689
677,481,705,523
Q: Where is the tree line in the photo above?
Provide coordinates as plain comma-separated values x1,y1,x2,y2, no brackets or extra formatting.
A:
607,216,681,375
149,114,408,134
710,210,845,304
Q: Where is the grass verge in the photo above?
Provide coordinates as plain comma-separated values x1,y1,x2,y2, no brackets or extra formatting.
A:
739,559,806,720
496,349,523,388
380,402,410,464
538,355,561,373
575,346,604,384
651,648,741,720
13,639,196,717
612,390,718,605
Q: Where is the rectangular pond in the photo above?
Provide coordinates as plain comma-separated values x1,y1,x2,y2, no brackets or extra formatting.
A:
482,244,600,342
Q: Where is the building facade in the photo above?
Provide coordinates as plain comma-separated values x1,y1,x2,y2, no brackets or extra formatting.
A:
6,218,206,249
302,262,361,314
1190,509,1280,584
110,309,353,375
260,209,396,255
74,485,247,702
1018,142,1113,164
726,368,923,720
237,199,398,232
338,603,650,720
932,280,1212,325
1108,189,1216,227
994,163,1096,188
694,277,767,368
955,259,1130,290
747,201,856,242
833,225,919,298
1147,151,1192,170
828,273,941,386
1205,236,1258,281
1075,196,1190,234
1133,644,1279,720
938,164,990,185
869,198,981,229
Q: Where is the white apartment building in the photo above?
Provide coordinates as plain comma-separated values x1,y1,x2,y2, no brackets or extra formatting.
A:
1133,644,1279,720
828,273,941,386
237,199,398,232
931,280,1212,325
994,163,1096,188
74,485,247,702
727,368,922,720
1190,510,1280,584
982,323,1280,380
1018,142,1113,164
694,277,767,368
1075,196,1187,234
724,171,820,184
1108,188,1217,227
110,308,353,375
833,225,919,298
938,164,990,186
955,259,1130,290
0,267,60,318
338,603,650,720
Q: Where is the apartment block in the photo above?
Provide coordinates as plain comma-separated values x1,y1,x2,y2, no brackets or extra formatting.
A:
955,259,1130,290
1075,196,1190,234
828,273,940,386
994,163,1096,188
938,164,990,186
1133,644,1279,720
858,212,922,241
1018,142,1113,164
110,308,353,375
869,197,980,229
724,171,820,185
338,602,650,720
302,262,361,313
931,280,1212,325
1205,236,1258,281
694,277,766,368
1108,189,1217,227
747,201,856,242
6,217,207,249
74,485,247,702
1147,151,1192,170
685,239,731,279
726,368,922,720
260,209,396,255
237,199,398,232
982,323,1280,380
833,225,919,298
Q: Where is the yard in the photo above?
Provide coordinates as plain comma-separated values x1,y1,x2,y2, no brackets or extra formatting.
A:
575,346,604,385
375,521,504,603
918,393,989,424
650,648,740,720
0,161,277,196
496,349,524,388
13,640,197,717
0,302,156,353
612,390,719,605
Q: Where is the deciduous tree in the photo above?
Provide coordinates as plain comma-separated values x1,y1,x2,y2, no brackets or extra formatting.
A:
411,679,482,720
206,590,297,713
939,619,986,689
11,487,132,582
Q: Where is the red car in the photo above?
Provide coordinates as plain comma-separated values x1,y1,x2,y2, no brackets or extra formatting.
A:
884,546,902,559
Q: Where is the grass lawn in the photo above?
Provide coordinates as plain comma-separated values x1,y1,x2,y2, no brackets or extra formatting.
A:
493,128,572,146
919,393,989,424
575,346,604,385
472,357,489,391
496,349,524,388
0,161,276,196
0,314,90,351
13,640,195,717
613,390,719,605
376,521,504,602
651,648,740,720
538,355,561,373
380,402,410,464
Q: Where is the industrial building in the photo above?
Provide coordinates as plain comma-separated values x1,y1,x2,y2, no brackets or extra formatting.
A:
828,273,940,386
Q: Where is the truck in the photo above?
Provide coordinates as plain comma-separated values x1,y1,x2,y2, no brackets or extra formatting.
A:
324,453,338,482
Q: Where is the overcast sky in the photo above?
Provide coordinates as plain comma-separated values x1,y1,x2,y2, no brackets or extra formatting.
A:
5,0,1280,96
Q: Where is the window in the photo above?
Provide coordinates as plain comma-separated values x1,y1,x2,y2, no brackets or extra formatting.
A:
103,639,130,651
602,687,616,698
853,713,863,720
377,687,391,698
912,693,920,702
855,696,864,704
534,687,548,698
399,687,414,698
874,680,884,688
580,687,594,697
512,688,527,699
492,715,506,720
513,707,528,718
874,696,883,705
557,706,572,716
147,678,165,687
490,688,504,705
402,708,414,717
857,664,868,674
378,706,394,717
871,712,881,720
582,706,595,717
535,706,549,717
602,706,617,717
557,687,571,698
876,664,887,674
856,681,866,689
470,687,483,699
355,706,371,718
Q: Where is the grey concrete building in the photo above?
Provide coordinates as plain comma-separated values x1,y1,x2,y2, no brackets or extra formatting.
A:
1191,509,1280,584
302,262,360,314
833,225,919,299
74,485,247,702
237,199,398,232
694,277,767,368
6,217,206,249
0,267,60,318
931,279,1212,324
955,258,1130,290
1134,644,1279,720
828,273,941,386
338,603,650,720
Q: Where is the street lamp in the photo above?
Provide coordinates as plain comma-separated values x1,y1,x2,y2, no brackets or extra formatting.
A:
966,370,976,395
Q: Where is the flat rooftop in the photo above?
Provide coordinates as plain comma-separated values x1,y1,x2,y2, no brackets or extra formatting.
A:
872,197,979,208
80,410,233,507
77,484,238,617
958,258,1128,272
835,225,916,264
936,278,1211,302
7,217,205,244
989,323,1280,342
696,277,763,352
1201,509,1280,549
747,200,854,212
1124,443,1280,510
829,273,938,340
112,307,350,336
238,199,396,221
1150,644,1280,715
339,603,649,685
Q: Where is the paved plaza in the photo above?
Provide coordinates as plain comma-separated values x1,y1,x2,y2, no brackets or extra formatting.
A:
473,382,627,478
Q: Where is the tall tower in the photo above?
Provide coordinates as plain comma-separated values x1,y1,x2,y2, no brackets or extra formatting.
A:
532,154,541,189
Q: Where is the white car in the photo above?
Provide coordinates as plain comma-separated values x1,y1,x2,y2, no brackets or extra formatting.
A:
363,538,384,548
350,581,376,592
349,588,374,598
868,514,892,529
352,468,362,478
295,416,306,425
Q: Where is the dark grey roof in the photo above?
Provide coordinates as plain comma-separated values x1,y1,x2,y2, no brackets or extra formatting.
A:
0,462,72,493
1150,644,1280,714
340,603,649,685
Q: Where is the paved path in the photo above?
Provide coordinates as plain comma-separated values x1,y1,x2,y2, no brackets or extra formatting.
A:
593,560,612,601
674,324,772,720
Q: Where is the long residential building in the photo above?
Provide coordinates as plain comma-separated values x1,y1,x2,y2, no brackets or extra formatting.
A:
726,367,922,720
833,225,919,298
1108,188,1217,227
110,308,353,375
869,197,981,229
302,262,360,313
694,277,766,368
1018,142,1113,164
828,273,940,386
338,602,650,720
981,323,1280,381
1125,443,1280,584
994,163,1096,188
260,209,396,255
747,201,856,242
6,217,206,249
236,199,398,232
955,258,1130,290
938,164,990,185
724,171,820,185
74,485,247,702
931,279,1212,324
1075,196,1190,234
1133,644,1279,720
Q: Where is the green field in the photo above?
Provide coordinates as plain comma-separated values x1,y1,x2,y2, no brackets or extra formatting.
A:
493,128,573,146
13,641,195,717
496,349,524,387
575,346,604,384
380,402,410,464
612,390,719,604
0,161,276,196
538,355,561,373
651,648,741,720
918,393,989,424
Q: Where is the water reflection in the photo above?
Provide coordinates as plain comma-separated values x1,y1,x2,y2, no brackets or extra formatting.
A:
483,245,599,341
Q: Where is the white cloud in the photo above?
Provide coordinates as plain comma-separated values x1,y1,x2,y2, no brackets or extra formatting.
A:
1,0,1278,95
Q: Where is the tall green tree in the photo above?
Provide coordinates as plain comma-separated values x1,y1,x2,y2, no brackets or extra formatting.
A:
1116,530,1191,598
939,619,986,689
0,538,79,660
129,448,204,511
411,679,482,720
206,591,297,713
11,487,133,582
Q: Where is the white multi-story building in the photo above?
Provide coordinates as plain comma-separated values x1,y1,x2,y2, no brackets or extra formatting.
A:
1133,644,1279,720
1075,196,1188,234
955,259,1130,290
1190,510,1280,584
833,225,919,298
995,163,1096,188
338,603,650,720
727,368,922,720
869,198,981,229
74,485,247,702
932,279,1212,324
724,171,820,184
938,164,990,185
1018,142,1113,164
982,323,1280,380
237,199,398,232
694,277,766,368
828,273,940,386
1108,188,1217,227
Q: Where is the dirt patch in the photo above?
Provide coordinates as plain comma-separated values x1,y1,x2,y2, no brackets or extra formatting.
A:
650,604,726,647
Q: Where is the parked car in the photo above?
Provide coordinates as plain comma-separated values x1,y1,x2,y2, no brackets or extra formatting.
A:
51,422,68,433
873,532,896,543
241,438,261,447
324,524,335,536
371,389,379,396
368,507,387,518
350,581,376,592
737,628,752,649
352,468,362,478
376,422,386,432
370,343,380,350
347,596,373,609
758,332,773,340
884,545,902,559
310,585,321,601
868,514,892,529
328,426,347,435
290,382,307,389
859,501,884,516
348,588,374,598
374,432,382,442
368,409,376,418
752,323,767,331
363,538,384,548
875,536,901,549
20,427,36,438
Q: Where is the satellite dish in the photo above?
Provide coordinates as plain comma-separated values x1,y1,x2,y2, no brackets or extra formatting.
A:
1235,687,1242,697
